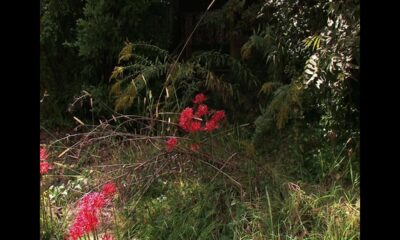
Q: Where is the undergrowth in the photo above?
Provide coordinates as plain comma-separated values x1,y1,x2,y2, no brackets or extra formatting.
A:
40,114,359,240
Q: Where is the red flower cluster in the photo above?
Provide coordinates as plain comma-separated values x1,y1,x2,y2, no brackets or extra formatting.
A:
40,147,51,175
67,182,117,240
179,93,226,133
68,193,105,239
166,137,178,151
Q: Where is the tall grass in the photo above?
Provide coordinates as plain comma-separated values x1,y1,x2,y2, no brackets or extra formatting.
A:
40,117,359,240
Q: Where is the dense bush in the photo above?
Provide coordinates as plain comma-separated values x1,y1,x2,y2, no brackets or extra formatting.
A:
40,0,174,127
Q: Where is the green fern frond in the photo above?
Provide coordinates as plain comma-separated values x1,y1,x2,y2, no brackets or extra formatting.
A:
240,41,253,60
109,66,124,81
110,42,173,113
127,80,137,96
168,63,195,85
303,35,322,51
193,51,258,87
241,34,271,59
258,81,283,96
115,95,130,112
110,80,123,96
113,80,137,112
140,64,168,83
118,41,133,63
205,71,234,103
266,82,303,129
133,42,169,59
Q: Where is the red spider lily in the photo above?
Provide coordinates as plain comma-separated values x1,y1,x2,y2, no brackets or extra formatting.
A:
193,93,207,104
40,147,48,161
179,107,202,132
102,182,117,199
203,120,218,132
166,137,178,151
40,161,50,175
68,208,99,240
68,192,107,240
179,107,194,132
80,192,106,209
203,110,226,132
189,121,202,132
196,104,208,117
211,110,226,122
179,93,226,137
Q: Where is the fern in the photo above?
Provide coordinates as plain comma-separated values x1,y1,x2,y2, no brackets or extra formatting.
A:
258,81,283,96
193,51,259,87
303,35,322,51
267,82,302,129
118,41,133,63
253,80,303,148
110,80,123,96
205,71,234,103
110,41,262,115
241,34,271,60
109,66,124,81
131,42,169,61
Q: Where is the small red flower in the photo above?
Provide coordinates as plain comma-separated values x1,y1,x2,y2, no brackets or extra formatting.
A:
203,120,218,132
40,147,48,161
40,161,50,175
166,137,178,152
211,110,226,122
202,110,226,132
102,182,116,199
179,107,194,132
190,143,200,151
189,121,202,132
196,104,208,117
193,93,207,104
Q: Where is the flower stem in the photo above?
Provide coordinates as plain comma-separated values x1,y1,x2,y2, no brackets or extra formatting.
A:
113,205,120,239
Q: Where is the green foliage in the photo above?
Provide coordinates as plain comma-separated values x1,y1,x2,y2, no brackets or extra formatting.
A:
40,169,92,240
204,0,265,38
123,180,226,239
253,81,303,149
248,0,359,150
278,183,359,240
41,1,360,238
109,42,170,113
41,132,359,239
40,0,84,127
40,0,174,127
72,0,172,82
258,81,283,96
109,41,260,124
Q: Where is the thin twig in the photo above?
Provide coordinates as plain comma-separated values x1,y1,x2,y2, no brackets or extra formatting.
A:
210,152,238,182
